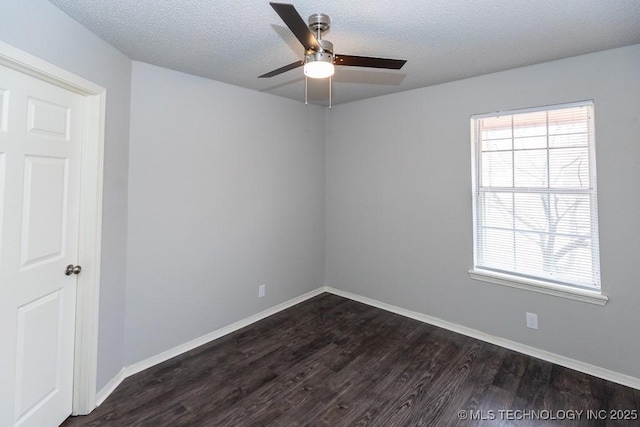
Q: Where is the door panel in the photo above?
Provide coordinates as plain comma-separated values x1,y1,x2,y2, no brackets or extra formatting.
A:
0,62,82,427
26,97,70,140
20,156,68,269
14,291,63,423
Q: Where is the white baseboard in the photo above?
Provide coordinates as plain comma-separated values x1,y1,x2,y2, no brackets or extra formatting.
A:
324,286,640,391
96,287,326,406
96,368,126,407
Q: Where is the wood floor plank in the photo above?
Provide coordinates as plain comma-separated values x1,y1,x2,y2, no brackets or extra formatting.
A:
513,357,553,409
383,339,483,426
63,294,640,426
207,344,340,425
316,327,436,425
448,343,508,427
603,381,639,427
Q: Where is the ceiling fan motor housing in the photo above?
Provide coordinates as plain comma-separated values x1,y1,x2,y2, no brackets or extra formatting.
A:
305,50,333,66
305,39,333,67
317,39,333,54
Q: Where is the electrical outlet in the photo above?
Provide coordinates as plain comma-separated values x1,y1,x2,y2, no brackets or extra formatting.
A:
258,284,266,298
526,312,538,330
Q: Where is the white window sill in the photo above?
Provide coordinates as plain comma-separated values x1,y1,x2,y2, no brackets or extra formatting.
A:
468,269,608,306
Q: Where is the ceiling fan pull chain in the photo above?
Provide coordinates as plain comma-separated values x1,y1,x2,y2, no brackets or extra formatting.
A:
329,76,332,109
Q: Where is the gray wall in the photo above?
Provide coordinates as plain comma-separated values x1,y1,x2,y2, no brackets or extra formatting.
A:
326,44,640,379
0,0,131,389
125,62,325,364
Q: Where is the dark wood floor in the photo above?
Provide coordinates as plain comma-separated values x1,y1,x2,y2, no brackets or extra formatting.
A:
63,293,640,426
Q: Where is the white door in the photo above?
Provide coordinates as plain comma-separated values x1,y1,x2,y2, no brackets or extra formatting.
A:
0,62,83,427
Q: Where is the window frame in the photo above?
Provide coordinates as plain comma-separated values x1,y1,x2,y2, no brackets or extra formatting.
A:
469,101,607,305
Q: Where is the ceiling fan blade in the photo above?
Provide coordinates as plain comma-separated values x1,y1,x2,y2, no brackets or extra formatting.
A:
335,54,407,70
258,60,303,78
270,2,321,51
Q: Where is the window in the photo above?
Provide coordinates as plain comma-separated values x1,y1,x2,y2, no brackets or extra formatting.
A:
470,101,603,301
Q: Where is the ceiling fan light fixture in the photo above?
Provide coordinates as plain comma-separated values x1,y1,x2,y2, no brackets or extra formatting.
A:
304,51,335,79
304,61,334,79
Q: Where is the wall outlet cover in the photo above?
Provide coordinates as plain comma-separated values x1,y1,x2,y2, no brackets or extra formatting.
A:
526,312,538,330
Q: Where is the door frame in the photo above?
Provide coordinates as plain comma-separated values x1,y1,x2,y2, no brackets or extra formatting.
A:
0,41,106,415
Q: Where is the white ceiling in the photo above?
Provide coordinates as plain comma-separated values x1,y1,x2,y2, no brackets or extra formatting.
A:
48,0,640,106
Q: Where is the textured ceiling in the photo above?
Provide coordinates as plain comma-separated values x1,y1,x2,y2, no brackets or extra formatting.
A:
48,0,640,106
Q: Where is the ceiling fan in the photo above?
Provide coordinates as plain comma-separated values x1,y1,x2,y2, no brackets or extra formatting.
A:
259,2,407,105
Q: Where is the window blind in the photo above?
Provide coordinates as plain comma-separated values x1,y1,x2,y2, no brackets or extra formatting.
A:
472,101,601,290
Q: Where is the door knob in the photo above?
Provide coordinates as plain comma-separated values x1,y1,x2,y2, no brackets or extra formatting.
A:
65,264,82,276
